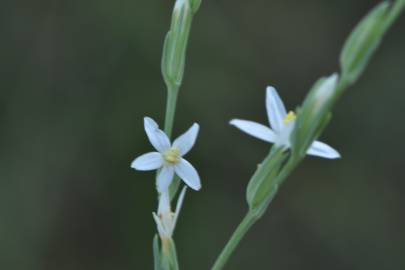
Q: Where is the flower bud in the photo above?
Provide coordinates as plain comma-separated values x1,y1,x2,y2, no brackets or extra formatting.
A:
340,1,390,86
162,0,194,89
291,73,338,158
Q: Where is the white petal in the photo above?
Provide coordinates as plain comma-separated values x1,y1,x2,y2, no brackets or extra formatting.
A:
174,159,201,191
144,117,171,152
157,166,175,192
275,122,294,147
131,152,163,171
307,140,341,159
230,119,276,143
172,186,187,231
173,123,200,156
266,86,287,132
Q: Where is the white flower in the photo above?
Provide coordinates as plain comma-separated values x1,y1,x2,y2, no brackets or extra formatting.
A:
230,86,341,159
152,187,187,239
131,117,201,192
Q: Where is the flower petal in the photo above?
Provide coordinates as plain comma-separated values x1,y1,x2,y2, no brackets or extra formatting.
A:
307,140,341,159
266,86,287,132
157,166,175,192
275,122,294,147
174,159,201,191
131,152,163,171
144,117,171,152
230,119,276,143
173,123,200,156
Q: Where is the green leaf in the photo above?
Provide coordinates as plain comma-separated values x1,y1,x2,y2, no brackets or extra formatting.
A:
153,235,161,270
167,239,180,270
340,1,390,85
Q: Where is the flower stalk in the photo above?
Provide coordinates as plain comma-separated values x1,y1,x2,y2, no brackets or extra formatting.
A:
144,0,203,269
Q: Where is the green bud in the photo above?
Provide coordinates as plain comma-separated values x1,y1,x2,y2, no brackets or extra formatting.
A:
246,148,288,212
340,1,390,86
162,0,194,89
291,74,338,158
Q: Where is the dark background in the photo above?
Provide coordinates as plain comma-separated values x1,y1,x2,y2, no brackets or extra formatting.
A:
1,0,404,269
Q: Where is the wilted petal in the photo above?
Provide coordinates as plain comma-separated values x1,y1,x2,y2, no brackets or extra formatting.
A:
131,152,163,171
157,166,175,192
173,123,200,156
230,119,276,143
174,159,201,191
144,117,171,152
307,140,341,159
266,86,287,132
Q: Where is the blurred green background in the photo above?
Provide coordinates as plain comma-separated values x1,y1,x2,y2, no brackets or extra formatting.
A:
1,0,404,269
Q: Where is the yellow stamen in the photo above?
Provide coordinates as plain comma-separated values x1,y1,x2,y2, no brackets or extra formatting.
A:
283,111,296,125
163,147,180,164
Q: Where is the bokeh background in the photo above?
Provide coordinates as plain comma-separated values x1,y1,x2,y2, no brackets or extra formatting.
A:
1,0,405,269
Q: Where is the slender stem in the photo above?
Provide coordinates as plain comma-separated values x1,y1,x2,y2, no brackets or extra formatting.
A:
164,86,179,138
211,156,300,270
211,211,258,270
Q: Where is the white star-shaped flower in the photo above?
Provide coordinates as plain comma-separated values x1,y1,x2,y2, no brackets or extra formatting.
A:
152,187,187,240
131,117,201,192
230,86,340,159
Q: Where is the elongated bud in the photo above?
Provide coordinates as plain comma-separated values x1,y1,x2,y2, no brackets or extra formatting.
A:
162,0,195,89
291,74,338,158
340,1,390,86
246,147,287,214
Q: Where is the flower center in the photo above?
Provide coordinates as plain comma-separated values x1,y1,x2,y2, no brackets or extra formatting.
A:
283,111,296,125
163,147,180,165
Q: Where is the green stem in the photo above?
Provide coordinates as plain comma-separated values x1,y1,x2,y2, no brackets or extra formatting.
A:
211,211,258,270
211,156,300,270
164,87,179,138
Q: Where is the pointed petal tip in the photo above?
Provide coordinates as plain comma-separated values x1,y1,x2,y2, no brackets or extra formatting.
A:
130,159,137,169
266,85,276,92
172,123,201,156
175,159,201,191
144,116,159,129
189,182,201,191
229,119,238,126
130,152,163,171
190,122,200,134
307,141,342,160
